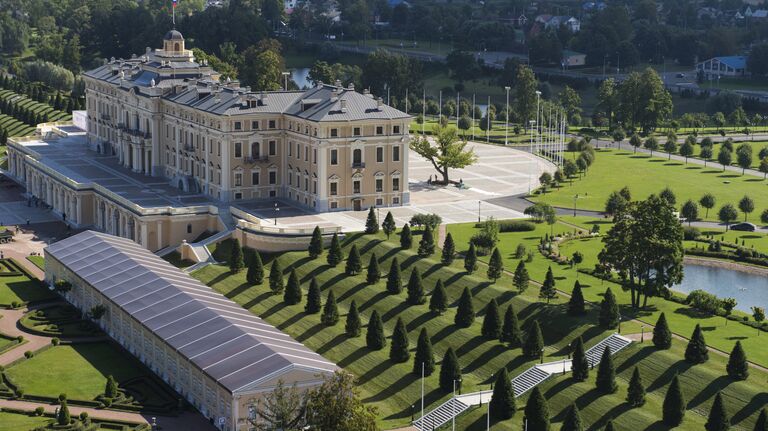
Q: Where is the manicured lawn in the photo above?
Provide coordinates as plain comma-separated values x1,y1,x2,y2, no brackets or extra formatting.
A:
0,271,56,306
530,149,768,222
191,229,766,430
6,344,152,402
455,338,767,429
193,231,620,430
447,220,768,368
0,411,51,430
26,255,44,270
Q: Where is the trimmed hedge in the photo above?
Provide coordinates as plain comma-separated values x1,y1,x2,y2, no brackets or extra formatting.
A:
474,220,536,232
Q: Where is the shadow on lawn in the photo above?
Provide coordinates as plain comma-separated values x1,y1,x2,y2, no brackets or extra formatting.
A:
364,370,419,404
337,345,370,368
646,359,694,392
337,280,370,303
731,392,768,425
381,388,445,423
616,345,656,376
687,375,732,410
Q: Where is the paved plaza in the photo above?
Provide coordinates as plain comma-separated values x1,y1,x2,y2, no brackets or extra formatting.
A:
245,142,554,231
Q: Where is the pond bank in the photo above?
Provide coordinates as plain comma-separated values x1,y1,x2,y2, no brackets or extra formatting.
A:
684,255,768,276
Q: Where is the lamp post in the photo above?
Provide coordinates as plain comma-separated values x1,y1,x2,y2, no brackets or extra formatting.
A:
618,315,622,334
535,91,542,155
452,378,462,431
504,86,511,145
529,119,536,194
477,200,481,222
282,71,290,91
411,404,415,422
573,194,578,217
641,324,645,343
274,202,280,225
540,348,544,364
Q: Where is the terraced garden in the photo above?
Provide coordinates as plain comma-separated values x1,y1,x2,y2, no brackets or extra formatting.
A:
193,231,767,430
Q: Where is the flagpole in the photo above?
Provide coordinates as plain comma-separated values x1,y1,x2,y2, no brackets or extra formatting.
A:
420,362,425,426
172,0,176,27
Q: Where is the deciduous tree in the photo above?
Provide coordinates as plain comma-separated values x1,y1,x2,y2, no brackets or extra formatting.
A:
410,125,477,183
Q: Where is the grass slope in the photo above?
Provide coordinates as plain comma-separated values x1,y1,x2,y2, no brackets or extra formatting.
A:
0,412,51,430
193,233,618,429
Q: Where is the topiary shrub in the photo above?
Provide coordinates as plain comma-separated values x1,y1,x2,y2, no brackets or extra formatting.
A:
24,350,33,359
34,406,44,416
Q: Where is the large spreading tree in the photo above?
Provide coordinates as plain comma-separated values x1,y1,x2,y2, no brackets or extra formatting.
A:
410,125,477,184
599,194,684,308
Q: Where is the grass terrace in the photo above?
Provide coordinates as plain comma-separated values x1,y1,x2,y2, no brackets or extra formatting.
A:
0,260,56,307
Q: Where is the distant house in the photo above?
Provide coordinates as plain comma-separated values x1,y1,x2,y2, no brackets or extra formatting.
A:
388,0,410,8
534,15,581,32
562,50,586,67
696,56,749,78
582,1,606,12
745,6,768,19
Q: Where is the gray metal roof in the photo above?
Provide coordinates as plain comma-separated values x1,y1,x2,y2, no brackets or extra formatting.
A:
45,231,337,394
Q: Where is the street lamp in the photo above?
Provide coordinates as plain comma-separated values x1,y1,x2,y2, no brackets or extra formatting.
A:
573,194,579,217
274,202,280,225
477,200,481,222
641,324,646,343
535,91,542,155
281,71,290,91
452,377,462,431
540,348,545,364
504,86,511,145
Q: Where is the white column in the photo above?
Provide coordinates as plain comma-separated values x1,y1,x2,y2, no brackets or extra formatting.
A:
140,223,148,248
75,196,82,226
156,221,163,249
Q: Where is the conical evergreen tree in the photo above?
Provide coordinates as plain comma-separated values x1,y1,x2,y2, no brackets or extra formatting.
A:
406,268,425,305
246,250,264,285
653,312,672,349
539,266,557,303
441,232,456,265
481,298,502,339
308,226,324,258
685,324,709,364
104,375,118,398
663,374,686,427
386,257,402,294
389,317,410,363
486,247,504,281
523,386,550,431
596,345,617,393
366,310,386,350
561,403,583,431
344,300,362,337
513,260,529,293
365,206,379,233
726,341,749,380
489,367,516,420
626,366,646,407
229,239,244,273
269,259,284,294
598,287,620,329
571,336,589,382
284,269,302,305
706,391,730,431
57,398,71,425
321,290,339,326
500,305,522,346
327,233,343,267
439,347,461,393
429,279,448,314
382,211,396,239
454,287,475,328
413,327,435,376
418,225,435,257
568,281,586,315
754,408,767,431
464,242,478,274
366,253,381,284
523,320,544,358
603,419,616,431
400,223,413,249
305,277,322,314
345,244,362,275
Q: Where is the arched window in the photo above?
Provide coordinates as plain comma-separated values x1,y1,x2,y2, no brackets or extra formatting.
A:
353,149,362,165
174,42,180,51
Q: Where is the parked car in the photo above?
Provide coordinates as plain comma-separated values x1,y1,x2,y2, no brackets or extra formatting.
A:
730,222,756,232
676,73,686,78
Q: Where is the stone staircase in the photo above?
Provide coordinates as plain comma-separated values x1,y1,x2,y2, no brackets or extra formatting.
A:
584,334,633,367
511,364,552,397
411,397,471,431
411,334,633,431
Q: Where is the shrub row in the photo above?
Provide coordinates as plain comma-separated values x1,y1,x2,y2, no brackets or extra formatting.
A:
472,220,535,232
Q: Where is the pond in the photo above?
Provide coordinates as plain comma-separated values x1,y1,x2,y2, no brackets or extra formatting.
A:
672,264,767,313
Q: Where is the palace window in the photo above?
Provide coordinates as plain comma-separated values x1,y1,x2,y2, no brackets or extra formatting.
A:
234,142,242,158
376,147,383,163
330,149,338,165
393,146,400,162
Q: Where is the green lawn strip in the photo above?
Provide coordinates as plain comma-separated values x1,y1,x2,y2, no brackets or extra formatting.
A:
447,221,768,368
0,411,51,430
0,273,56,307
5,344,155,403
26,255,44,271
530,149,768,222
192,232,619,430
454,339,766,430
